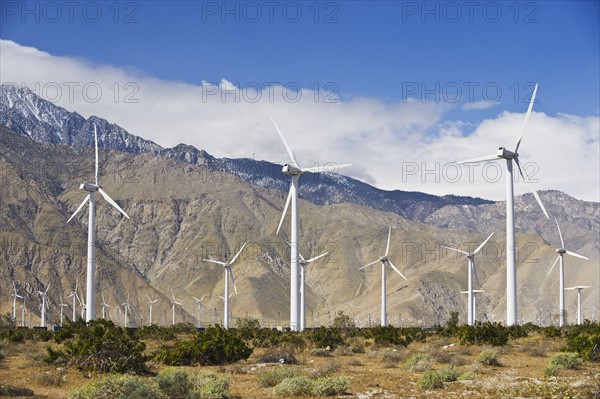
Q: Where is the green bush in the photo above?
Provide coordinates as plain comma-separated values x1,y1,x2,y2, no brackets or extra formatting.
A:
273,376,314,396
368,325,412,346
403,353,432,371
69,374,161,399
477,349,500,366
47,319,147,374
305,327,344,351
548,352,582,370
543,364,562,378
437,365,459,382
154,326,252,366
417,370,444,389
257,368,300,388
561,322,600,361
311,348,331,357
155,368,193,399
196,376,231,399
312,376,351,396
457,322,509,346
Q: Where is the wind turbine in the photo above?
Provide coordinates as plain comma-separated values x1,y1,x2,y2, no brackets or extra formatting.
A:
290,243,328,331
442,232,494,325
67,280,79,322
170,291,181,326
37,282,50,328
565,286,591,325
203,243,246,329
146,294,158,326
192,295,206,328
270,115,350,331
457,83,549,326
460,289,485,324
100,293,111,320
121,294,130,327
67,124,130,322
359,227,408,326
546,218,589,327
11,282,23,322
59,299,69,326
20,296,27,327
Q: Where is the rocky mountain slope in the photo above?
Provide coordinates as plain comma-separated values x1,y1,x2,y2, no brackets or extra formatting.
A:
1,126,598,327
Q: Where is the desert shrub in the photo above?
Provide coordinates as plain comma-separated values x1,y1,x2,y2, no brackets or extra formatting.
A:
417,370,444,389
154,326,252,366
69,374,159,399
0,385,35,397
458,371,477,381
428,348,453,364
313,376,351,395
331,311,355,329
308,360,341,378
235,317,261,330
541,325,562,338
35,329,53,342
311,348,331,357
346,358,363,366
561,323,600,361
305,327,344,350
347,337,366,353
135,325,177,341
543,364,562,377
450,355,467,366
47,319,147,374
437,365,459,382
272,376,314,396
368,325,412,347
477,349,500,366
404,353,432,371
155,368,193,399
196,376,231,399
332,346,352,356
381,351,404,368
257,368,300,388
250,329,306,350
36,367,67,387
457,322,509,346
548,352,582,370
257,348,298,364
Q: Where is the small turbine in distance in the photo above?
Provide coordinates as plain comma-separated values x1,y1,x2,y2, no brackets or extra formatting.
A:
565,286,591,325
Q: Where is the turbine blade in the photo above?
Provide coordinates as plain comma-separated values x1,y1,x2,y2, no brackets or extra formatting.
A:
229,269,238,295
565,250,589,260
94,124,99,185
385,227,391,256
102,292,106,303
269,114,297,165
45,282,50,293
473,232,495,255
67,194,90,223
359,259,380,270
301,163,352,173
201,294,206,301
554,218,565,249
98,188,130,219
514,83,538,153
203,259,227,266
305,252,328,264
441,246,470,256
456,154,499,164
387,260,408,281
146,294,151,302
515,157,549,219
276,185,293,235
229,242,247,265
546,255,560,277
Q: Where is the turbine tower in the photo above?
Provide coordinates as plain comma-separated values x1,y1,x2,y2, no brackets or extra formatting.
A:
59,300,69,326
146,294,158,326
121,295,130,327
204,243,246,329
294,245,328,331
359,227,408,326
67,280,79,322
546,219,589,327
457,83,549,326
11,282,23,322
565,286,591,325
192,295,206,328
100,293,111,320
170,291,181,325
460,289,485,324
37,283,50,328
270,115,350,331
442,233,494,325
67,124,130,322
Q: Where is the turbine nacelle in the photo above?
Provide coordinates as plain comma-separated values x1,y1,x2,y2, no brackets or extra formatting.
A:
79,181,100,192
496,147,517,159
282,163,302,175
379,256,387,262
556,248,566,254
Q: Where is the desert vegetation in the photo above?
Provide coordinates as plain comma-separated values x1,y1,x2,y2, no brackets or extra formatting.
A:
0,312,599,398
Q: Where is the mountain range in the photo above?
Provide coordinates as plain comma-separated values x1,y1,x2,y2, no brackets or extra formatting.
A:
0,84,598,327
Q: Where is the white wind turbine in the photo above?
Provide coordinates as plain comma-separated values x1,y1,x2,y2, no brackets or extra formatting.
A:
11,282,23,322
67,124,130,322
204,243,246,329
565,286,591,325
546,218,589,327
59,299,69,326
37,282,50,328
457,83,549,326
290,243,328,331
100,293,111,320
67,280,79,322
359,227,408,326
146,294,158,326
21,297,27,327
442,232,494,326
270,115,351,331
460,289,485,324
192,295,206,328
122,294,131,327
170,291,181,326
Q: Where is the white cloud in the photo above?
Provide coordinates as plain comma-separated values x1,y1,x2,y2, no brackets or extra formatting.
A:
1,40,599,203
462,100,499,111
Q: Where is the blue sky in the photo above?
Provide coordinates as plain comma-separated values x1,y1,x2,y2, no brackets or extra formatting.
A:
1,1,599,201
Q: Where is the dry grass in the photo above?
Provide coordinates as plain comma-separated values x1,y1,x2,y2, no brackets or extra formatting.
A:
0,336,599,398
